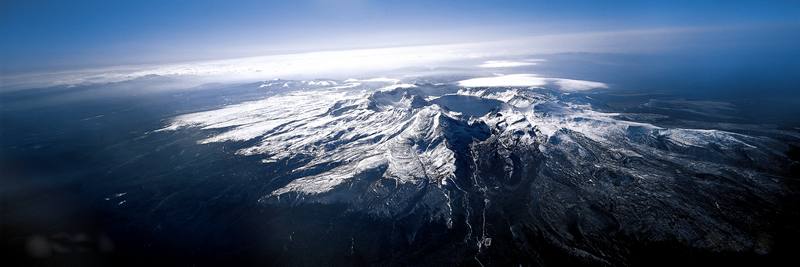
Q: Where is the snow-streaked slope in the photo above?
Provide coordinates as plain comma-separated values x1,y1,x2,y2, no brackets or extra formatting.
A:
162,78,794,264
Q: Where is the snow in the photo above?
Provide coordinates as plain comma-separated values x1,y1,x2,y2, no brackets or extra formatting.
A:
162,78,764,201
377,83,416,91
155,77,790,260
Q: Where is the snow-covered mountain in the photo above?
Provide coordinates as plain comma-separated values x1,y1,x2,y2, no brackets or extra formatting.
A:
162,77,794,264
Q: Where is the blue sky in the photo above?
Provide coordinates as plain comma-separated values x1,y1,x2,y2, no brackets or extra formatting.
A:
1,0,799,73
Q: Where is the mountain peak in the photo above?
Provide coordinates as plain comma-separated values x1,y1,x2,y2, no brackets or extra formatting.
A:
161,79,794,263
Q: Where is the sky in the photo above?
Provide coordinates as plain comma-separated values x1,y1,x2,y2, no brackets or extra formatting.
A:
2,0,799,75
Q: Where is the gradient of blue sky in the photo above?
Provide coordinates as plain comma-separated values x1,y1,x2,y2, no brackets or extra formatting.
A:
1,0,799,72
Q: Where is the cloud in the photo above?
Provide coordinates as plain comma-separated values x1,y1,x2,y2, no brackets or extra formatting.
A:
457,74,607,91
458,74,548,87
477,60,540,68
1,26,709,90
551,78,608,91
2,43,492,90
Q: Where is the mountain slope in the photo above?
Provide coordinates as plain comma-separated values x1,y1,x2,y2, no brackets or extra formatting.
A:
162,79,795,265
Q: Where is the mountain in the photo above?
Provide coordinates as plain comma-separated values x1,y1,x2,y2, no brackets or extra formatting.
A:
162,78,795,265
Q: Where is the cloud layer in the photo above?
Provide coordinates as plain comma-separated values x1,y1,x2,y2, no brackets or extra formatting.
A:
458,74,608,91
